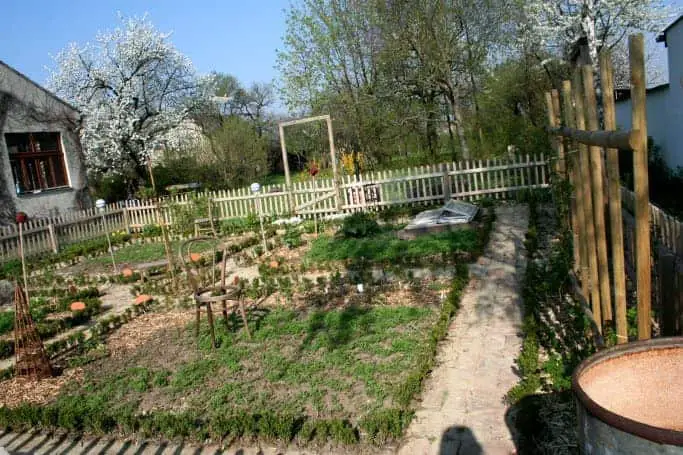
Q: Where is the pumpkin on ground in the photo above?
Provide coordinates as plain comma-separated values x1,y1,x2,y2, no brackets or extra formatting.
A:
70,301,86,312
134,294,153,305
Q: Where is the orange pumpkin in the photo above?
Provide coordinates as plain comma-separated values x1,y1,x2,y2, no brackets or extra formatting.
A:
70,301,86,312
121,267,134,277
134,294,153,305
190,253,202,263
269,260,279,269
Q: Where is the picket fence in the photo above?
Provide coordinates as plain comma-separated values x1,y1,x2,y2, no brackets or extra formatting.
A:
0,155,549,260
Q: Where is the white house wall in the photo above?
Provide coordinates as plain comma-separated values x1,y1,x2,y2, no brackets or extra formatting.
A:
614,87,672,165
0,63,89,219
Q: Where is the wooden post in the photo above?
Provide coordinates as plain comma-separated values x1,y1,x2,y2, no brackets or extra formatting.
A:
573,71,602,331
545,92,560,175
47,222,58,254
551,89,566,178
630,34,652,340
279,123,295,213
326,116,342,212
442,163,452,202
582,65,613,324
658,248,678,336
122,206,132,234
600,52,628,343
561,80,589,297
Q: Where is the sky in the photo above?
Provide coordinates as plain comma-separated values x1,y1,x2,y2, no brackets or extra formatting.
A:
1,0,683,97
1,0,289,88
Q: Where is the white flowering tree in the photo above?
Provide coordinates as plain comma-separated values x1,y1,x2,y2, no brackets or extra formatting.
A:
520,0,671,68
48,15,212,184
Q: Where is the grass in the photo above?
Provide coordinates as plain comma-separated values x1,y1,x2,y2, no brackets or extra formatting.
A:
55,305,439,420
306,228,479,264
90,240,214,266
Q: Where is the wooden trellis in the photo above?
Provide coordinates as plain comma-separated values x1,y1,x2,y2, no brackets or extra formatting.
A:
14,284,52,379
546,34,651,342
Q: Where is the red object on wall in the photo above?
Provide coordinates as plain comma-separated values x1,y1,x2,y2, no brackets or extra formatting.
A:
15,212,27,224
309,163,319,177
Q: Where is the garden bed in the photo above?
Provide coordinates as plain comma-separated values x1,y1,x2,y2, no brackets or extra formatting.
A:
0,210,493,449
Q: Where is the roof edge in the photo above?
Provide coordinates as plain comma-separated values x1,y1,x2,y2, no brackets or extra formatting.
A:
0,60,79,113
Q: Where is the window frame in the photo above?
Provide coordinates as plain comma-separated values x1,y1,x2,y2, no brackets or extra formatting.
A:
5,132,70,195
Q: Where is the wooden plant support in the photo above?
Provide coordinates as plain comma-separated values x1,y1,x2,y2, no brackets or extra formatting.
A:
14,284,52,379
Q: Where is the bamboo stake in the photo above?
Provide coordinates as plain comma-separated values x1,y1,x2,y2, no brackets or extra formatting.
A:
630,34,652,340
561,80,589,298
600,51,628,344
573,71,602,331
582,65,613,323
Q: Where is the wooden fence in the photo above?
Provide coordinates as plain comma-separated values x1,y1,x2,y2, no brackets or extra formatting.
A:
621,188,683,335
545,33,683,342
0,155,549,261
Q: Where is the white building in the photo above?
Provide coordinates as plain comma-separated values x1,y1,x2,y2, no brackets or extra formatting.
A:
615,16,683,169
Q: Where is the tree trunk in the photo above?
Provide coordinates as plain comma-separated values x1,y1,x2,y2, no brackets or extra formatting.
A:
447,95,469,159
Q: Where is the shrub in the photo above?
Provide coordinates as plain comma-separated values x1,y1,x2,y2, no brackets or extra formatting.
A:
141,224,163,238
338,212,380,239
283,225,303,249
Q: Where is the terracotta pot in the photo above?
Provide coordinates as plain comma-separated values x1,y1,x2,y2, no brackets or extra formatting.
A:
190,253,202,263
134,294,153,305
70,301,86,312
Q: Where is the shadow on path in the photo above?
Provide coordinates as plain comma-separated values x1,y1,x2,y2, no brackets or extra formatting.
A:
438,426,483,455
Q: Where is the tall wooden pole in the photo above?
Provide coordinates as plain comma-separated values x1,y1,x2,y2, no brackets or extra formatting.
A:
326,117,342,212
561,80,589,298
551,90,566,179
582,65,613,324
600,52,628,343
279,123,295,213
573,71,602,331
545,92,560,175
630,34,652,340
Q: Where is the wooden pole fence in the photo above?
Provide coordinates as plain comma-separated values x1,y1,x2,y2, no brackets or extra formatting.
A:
546,127,643,151
545,33,653,341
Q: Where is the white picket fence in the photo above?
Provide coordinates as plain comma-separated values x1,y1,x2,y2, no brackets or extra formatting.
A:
0,155,549,260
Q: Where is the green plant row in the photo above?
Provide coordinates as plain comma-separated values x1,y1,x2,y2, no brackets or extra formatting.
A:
0,233,132,281
0,403,413,446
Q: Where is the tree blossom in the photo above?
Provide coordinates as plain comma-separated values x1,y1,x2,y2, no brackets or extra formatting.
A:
520,0,672,67
48,14,213,179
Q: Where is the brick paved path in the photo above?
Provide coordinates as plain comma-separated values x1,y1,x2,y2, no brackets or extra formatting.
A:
397,205,528,455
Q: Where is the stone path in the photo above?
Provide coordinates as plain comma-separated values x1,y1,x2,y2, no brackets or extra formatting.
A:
397,205,528,455
0,206,528,455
